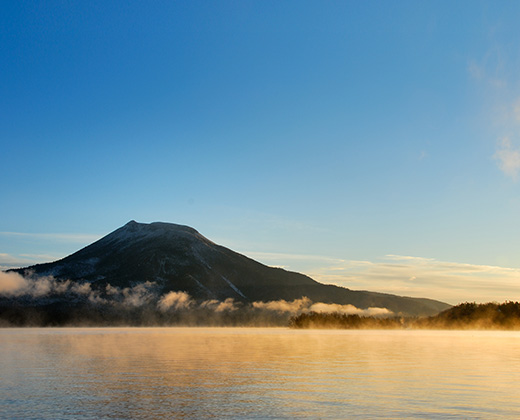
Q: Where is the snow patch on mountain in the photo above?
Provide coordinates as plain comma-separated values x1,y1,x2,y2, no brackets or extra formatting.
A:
222,275,246,299
189,275,213,296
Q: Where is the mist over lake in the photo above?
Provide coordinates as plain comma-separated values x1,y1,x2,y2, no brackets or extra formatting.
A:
2,328,520,419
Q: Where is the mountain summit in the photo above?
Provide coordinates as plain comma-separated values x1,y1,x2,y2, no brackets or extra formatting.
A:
12,221,449,316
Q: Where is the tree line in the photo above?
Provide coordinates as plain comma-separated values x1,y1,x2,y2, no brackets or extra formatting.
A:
289,301,520,330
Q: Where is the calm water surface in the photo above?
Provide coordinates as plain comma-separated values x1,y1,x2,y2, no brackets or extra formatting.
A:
1,328,520,419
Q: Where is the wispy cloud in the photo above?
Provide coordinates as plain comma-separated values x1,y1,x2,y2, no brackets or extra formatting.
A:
309,254,520,305
0,232,102,268
0,252,63,269
157,291,194,312
1,253,43,269
494,136,520,180
0,275,392,323
247,251,520,305
0,231,102,243
252,297,391,317
468,54,507,89
0,272,158,307
246,251,345,270
469,43,520,181
0,271,29,296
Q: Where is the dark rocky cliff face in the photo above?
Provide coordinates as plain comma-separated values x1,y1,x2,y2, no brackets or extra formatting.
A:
10,220,450,316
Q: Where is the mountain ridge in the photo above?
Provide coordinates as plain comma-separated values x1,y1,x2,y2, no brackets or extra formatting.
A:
7,220,450,317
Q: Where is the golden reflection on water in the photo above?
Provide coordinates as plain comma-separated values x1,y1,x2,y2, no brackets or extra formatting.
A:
2,328,520,418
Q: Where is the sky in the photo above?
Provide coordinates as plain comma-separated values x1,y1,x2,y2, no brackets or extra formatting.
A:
2,0,520,305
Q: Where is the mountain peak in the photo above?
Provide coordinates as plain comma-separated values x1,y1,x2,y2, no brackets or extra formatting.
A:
108,220,202,244
122,220,199,234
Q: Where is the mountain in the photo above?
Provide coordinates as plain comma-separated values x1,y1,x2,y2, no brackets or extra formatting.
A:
6,220,450,317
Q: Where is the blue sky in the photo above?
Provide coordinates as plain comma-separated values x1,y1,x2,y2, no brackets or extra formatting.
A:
2,1,520,304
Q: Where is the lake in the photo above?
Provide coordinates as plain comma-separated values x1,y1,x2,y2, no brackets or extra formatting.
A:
1,328,520,419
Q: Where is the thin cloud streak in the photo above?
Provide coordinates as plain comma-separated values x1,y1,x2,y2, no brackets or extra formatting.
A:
310,255,520,305
0,253,63,270
251,251,520,305
0,231,102,243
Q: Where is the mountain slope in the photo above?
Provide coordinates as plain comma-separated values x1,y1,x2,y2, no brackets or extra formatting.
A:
11,220,450,316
